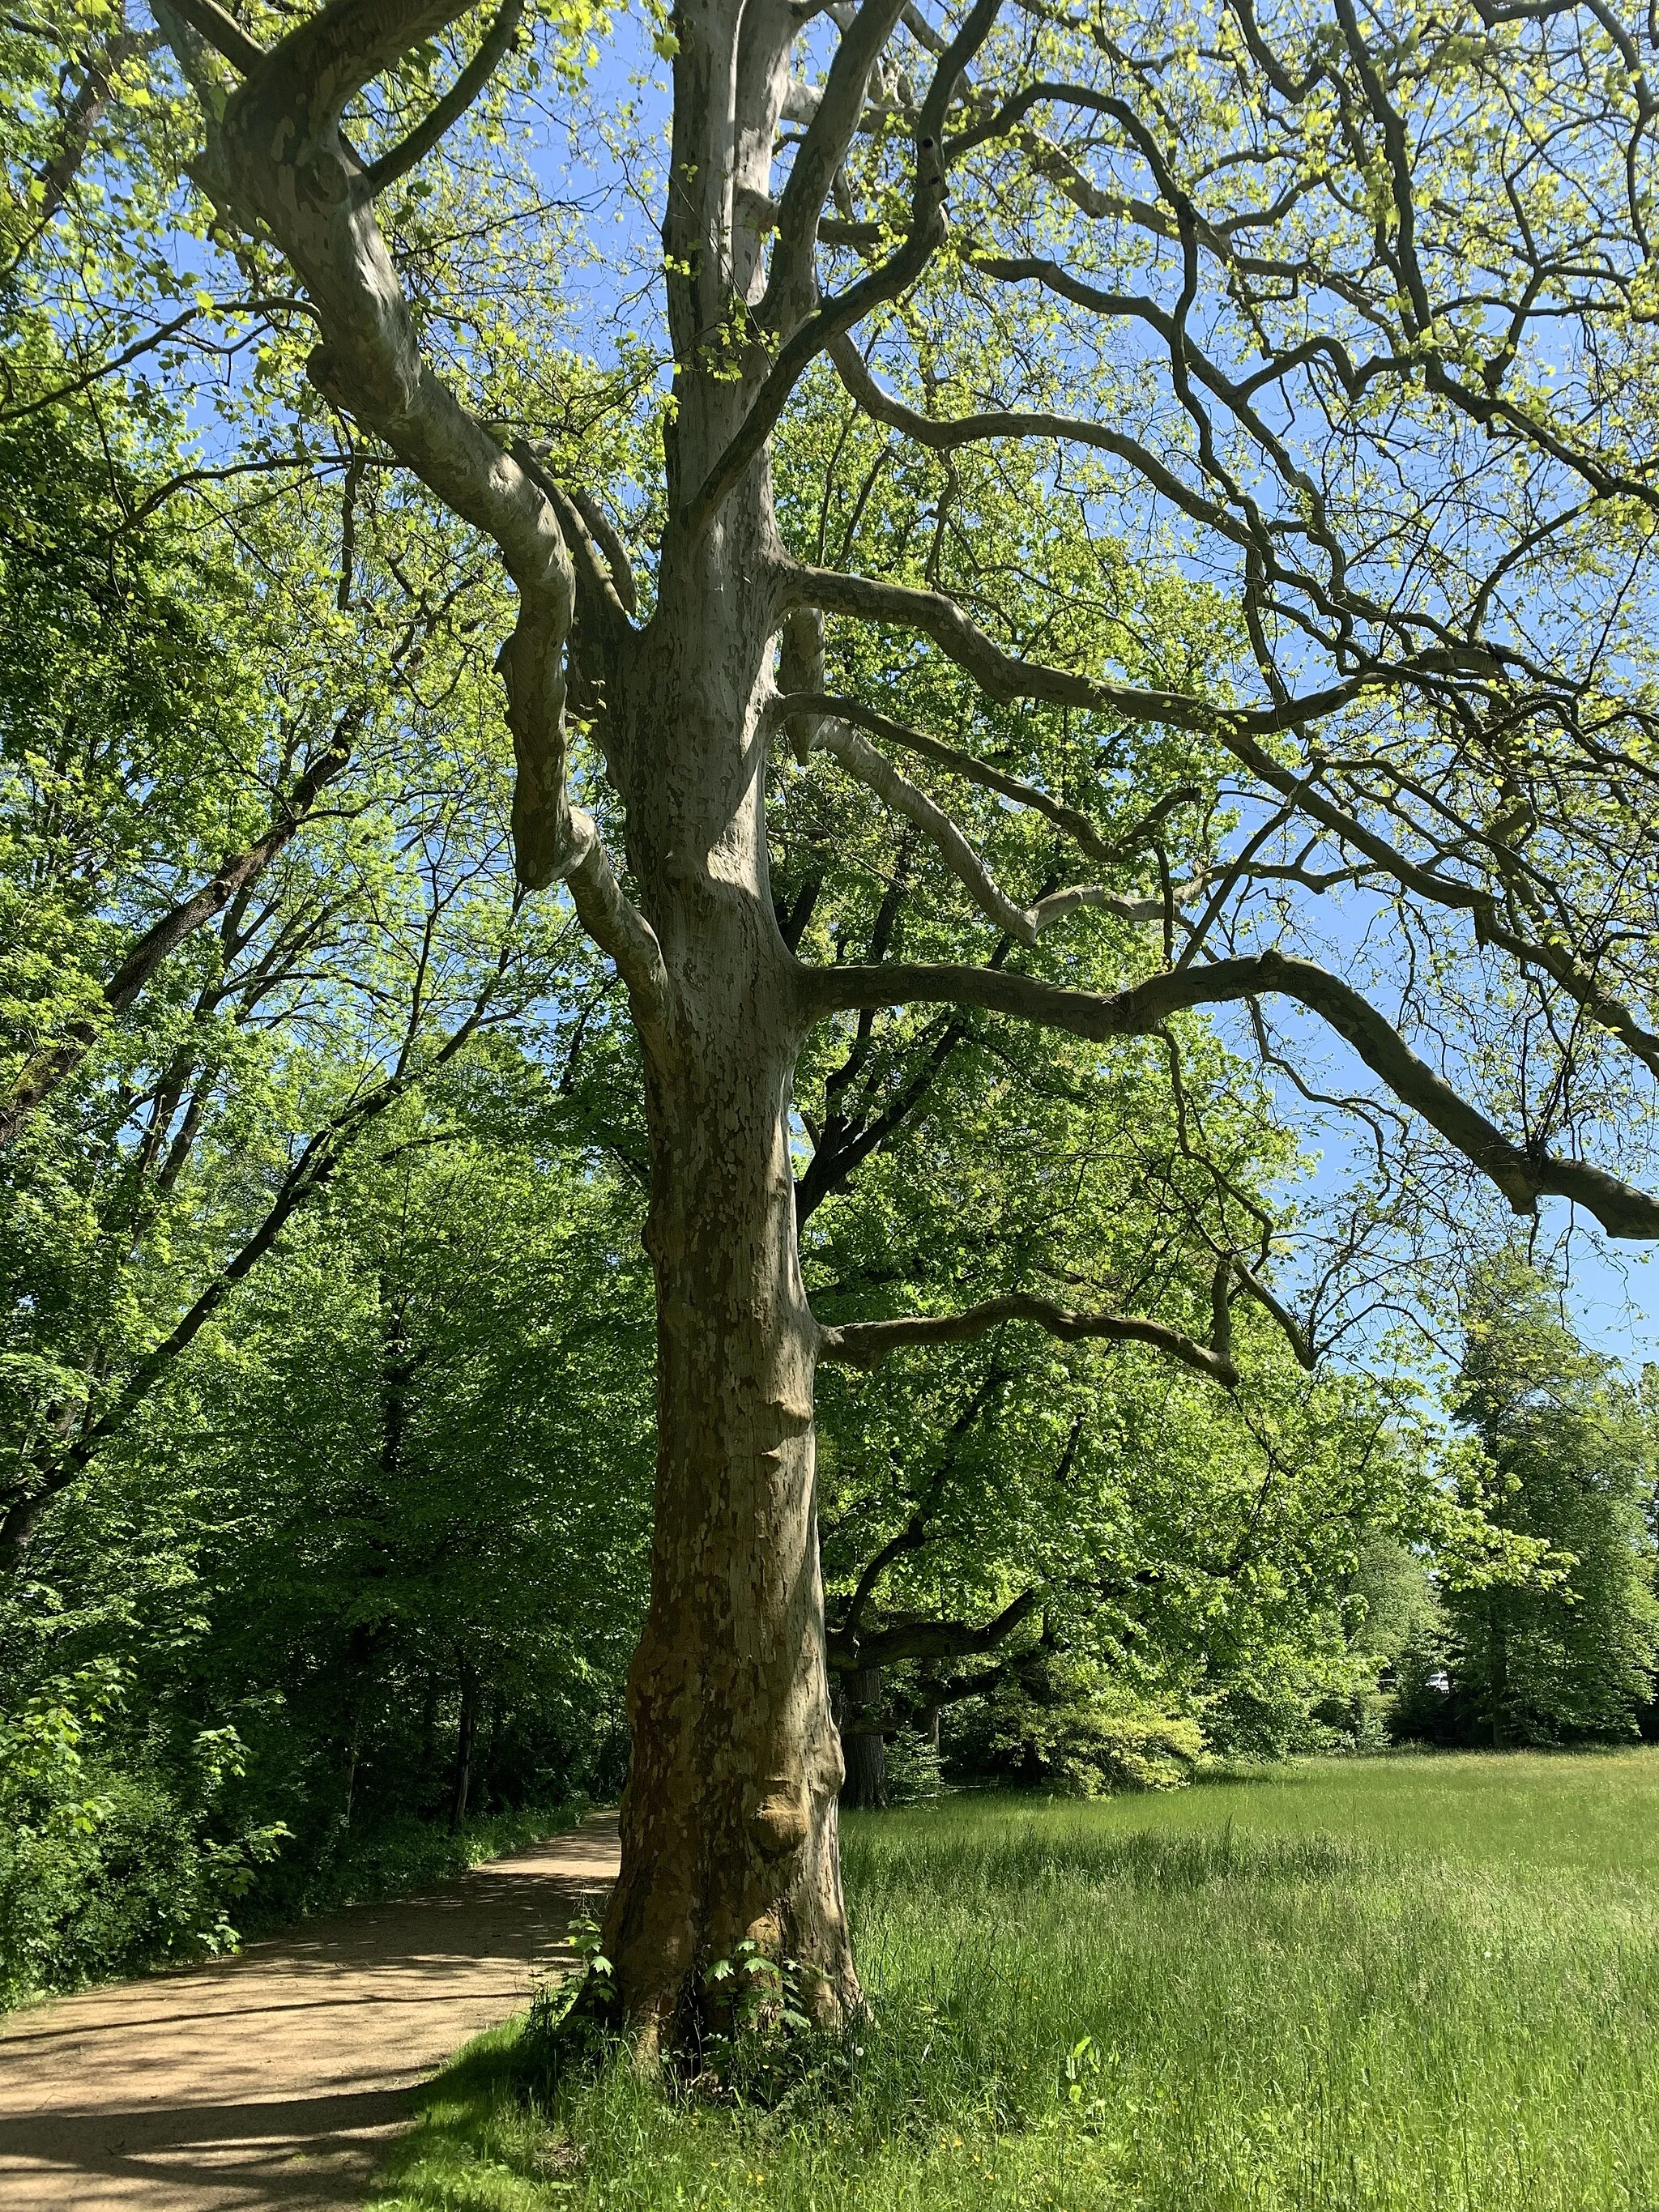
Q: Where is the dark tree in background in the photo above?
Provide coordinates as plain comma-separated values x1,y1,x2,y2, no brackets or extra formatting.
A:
1440,1257,1658,1746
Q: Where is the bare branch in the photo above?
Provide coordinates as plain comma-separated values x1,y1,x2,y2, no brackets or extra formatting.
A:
1229,1255,1316,1370
0,710,363,1149
785,560,1365,731
812,718,1158,940
364,0,525,196
774,688,1196,866
826,332,1256,548
781,572,1659,1077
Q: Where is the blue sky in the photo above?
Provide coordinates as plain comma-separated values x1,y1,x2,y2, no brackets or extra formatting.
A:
143,2,1659,1375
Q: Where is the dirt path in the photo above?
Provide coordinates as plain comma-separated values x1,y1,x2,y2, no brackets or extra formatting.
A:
0,1810,619,2211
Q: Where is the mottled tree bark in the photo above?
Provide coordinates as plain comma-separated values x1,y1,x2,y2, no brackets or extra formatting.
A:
594,490,857,2037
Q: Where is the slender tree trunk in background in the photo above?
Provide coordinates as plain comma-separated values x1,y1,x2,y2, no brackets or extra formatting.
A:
450,1664,479,1832
417,1679,437,1805
341,1620,378,1826
841,1667,889,1810
1490,1611,1508,1750
480,1693,503,1812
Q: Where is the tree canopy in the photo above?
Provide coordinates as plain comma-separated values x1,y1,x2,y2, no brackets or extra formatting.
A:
5,0,1659,2047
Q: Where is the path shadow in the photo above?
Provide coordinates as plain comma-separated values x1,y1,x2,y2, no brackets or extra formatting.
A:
0,2089,412,2204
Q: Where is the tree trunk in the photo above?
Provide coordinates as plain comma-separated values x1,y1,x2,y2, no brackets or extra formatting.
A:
841,1666,889,1810
417,1678,438,1806
341,1619,378,1826
582,0,863,2051
480,1692,503,1813
595,521,856,2046
598,887,854,2043
0,1491,45,1578
450,1664,478,1833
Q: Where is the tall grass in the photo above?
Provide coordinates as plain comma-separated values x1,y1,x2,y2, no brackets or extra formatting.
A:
372,1750,1659,2212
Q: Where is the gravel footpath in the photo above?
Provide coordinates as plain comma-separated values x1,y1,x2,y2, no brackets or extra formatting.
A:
0,1809,620,2210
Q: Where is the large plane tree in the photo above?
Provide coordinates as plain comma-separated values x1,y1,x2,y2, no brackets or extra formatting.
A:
58,0,1659,2043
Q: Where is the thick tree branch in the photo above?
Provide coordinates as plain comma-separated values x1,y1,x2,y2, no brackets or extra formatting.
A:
825,331,1257,549
163,0,669,1034
233,0,481,130
567,487,639,617
160,0,265,75
817,1290,1239,1383
1,21,153,283
827,1585,1043,1669
799,948,1659,1239
783,560,1369,731
764,0,910,331
681,0,1004,540
781,562,1659,1080
562,813,672,1054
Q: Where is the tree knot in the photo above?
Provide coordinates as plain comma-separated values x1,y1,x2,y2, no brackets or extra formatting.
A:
748,1782,809,1859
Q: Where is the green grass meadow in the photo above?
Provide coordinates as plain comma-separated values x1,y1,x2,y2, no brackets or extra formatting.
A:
371,1751,1659,2212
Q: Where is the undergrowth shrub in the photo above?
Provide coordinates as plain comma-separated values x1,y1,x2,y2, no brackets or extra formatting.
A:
883,1727,947,1804
0,1659,585,2005
519,1920,876,2122
956,1662,1205,1795
0,1660,287,2003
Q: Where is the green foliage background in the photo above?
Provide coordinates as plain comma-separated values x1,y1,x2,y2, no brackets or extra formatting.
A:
2,0,1657,2015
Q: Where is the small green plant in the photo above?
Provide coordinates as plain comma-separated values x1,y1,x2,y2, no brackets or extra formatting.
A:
0,1664,291,2003
703,1937,811,2036
693,1941,868,2111
975,1666,1205,1795
518,1916,620,2093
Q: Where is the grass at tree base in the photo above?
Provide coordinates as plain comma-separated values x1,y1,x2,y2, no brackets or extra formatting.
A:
371,1751,1659,2212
